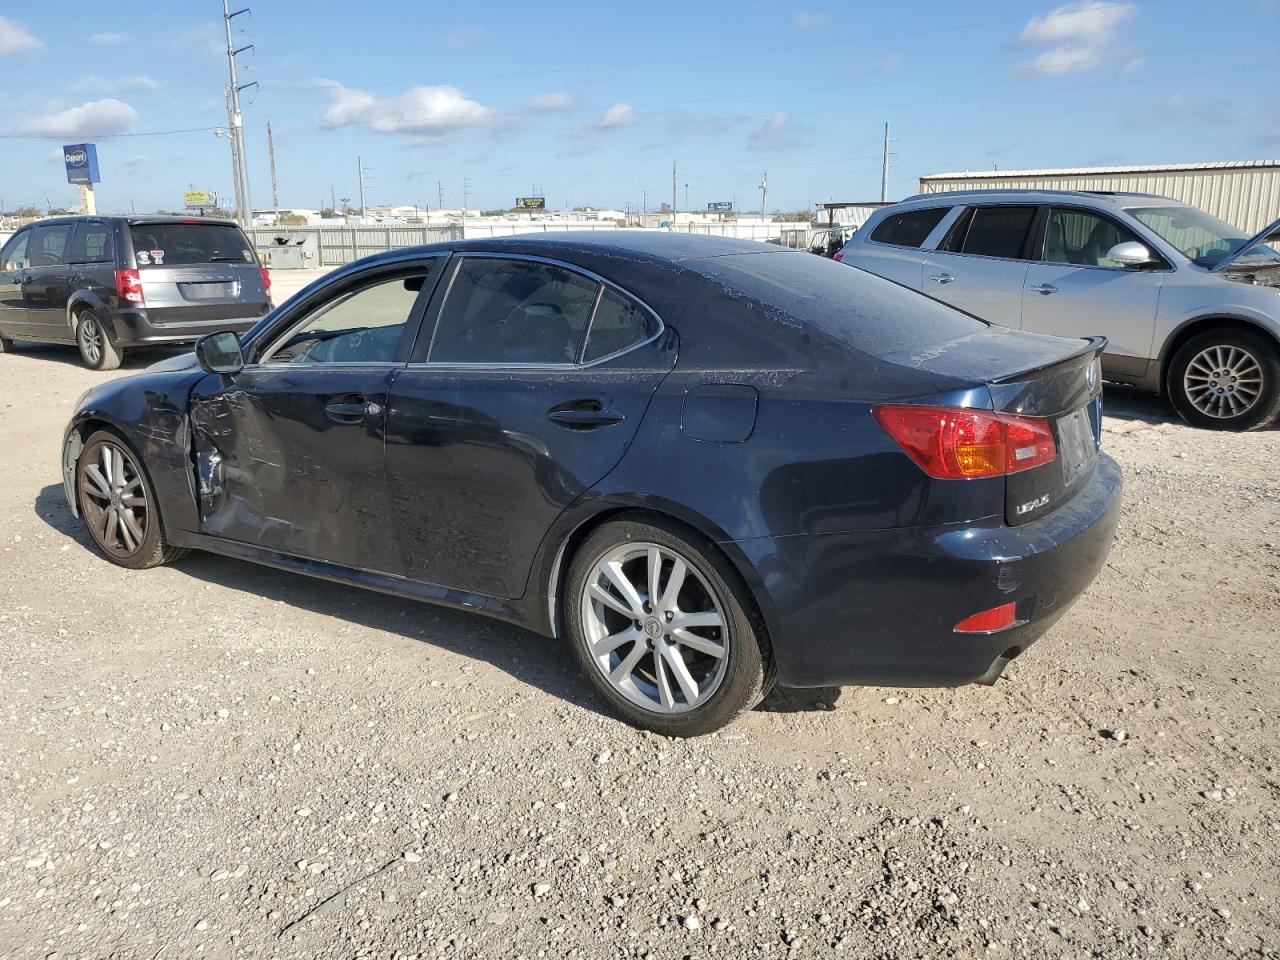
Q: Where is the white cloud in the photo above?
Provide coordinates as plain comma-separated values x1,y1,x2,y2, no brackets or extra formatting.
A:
16,99,138,138
1015,2,1139,77
69,75,159,95
1019,1,1135,46
89,31,125,45
566,103,636,154
528,92,575,112
748,112,811,150
791,10,829,31
321,84,492,138
0,15,41,56
597,103,634,128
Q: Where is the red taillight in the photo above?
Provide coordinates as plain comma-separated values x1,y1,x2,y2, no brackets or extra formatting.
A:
115,268,143,305
873,404,1056,479
954,602,1018,633
833,252,844,262
260,266,272,296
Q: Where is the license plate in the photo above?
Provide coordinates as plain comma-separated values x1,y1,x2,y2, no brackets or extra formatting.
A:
1058,405,1097,486
181,281,238,300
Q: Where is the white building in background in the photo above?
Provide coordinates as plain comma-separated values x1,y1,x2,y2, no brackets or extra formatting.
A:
918,159,1280,232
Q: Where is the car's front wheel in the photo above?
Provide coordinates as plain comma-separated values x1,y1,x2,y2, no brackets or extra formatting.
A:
1168,328,1280,430
76,310,122,371
564,517,773,737
76,430,186,569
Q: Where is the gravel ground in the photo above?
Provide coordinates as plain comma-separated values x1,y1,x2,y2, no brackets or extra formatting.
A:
1,327,1277,960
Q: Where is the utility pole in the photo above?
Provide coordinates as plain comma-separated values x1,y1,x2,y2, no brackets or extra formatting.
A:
437,181,444,212
684,183,688,211
330,184,336,214
356,155,366,224
671,161,677,217
223,0,257,226
880,121,894,203
759,172,768,221
219,86,243,223
462,176,472,217
267,119,279,222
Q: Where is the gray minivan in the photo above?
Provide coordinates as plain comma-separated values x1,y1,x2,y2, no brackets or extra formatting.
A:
0,216,271,369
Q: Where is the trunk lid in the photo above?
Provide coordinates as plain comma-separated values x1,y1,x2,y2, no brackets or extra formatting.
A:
128,221,269,324
1210,216,1280,274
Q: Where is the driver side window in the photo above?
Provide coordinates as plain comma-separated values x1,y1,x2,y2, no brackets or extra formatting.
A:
261,271,427,365
1042,208,1143,268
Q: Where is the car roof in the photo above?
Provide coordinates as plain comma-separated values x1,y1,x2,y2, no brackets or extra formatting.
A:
448,230,785,263
18,214,241,227
892,189,1185,208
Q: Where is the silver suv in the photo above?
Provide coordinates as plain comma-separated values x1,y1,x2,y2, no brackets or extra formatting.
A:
840,190,1280,430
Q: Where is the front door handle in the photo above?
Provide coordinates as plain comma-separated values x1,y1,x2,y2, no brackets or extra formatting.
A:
929,272,954,285
547,400,625,429
1029,283,1059,295
325,396,380,423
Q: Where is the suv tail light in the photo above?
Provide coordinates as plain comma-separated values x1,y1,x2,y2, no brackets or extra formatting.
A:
259,266,272,297
832,251,844,262
874,404,1056,479
115,268,144,305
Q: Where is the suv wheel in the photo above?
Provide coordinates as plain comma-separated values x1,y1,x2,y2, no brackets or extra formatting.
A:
0,334,12,353
76,430,186,569
76,309,122,371
1168,328,1280,430
564,518,774,737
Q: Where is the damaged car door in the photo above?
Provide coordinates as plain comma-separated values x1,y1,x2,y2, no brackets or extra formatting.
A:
189,261,443,569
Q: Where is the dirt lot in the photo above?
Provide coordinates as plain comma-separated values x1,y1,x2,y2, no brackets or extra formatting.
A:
1,321,1277,959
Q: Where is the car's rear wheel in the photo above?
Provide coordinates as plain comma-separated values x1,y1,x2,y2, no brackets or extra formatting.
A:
76,430,186,569
1168,329,1280,430
76,310,122,371
0,334,13,353
564,518,773,737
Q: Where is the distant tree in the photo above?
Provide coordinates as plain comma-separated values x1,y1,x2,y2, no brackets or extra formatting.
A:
49,207,71,216
278,212,308,226
16,206,41,218
772,210,810,222
319,207,337,219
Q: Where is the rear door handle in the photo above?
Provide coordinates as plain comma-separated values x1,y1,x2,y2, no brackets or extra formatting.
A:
1029,283,1058,295
929,273,954,285
325,396,381,423
547,400,625,429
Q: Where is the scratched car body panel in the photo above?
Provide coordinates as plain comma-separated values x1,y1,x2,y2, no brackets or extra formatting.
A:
61,232,1121,725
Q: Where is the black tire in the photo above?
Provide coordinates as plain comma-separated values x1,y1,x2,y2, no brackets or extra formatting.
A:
564,517,773,737
1167,328,1280,431
0,334,13,353
76,430,187,569
76,309,123,371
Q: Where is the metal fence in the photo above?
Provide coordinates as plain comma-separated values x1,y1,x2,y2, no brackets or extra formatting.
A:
247,221,814,268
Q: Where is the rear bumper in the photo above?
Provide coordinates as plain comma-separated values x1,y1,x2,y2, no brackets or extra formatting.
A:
736,452,1122,688
109,309,264,346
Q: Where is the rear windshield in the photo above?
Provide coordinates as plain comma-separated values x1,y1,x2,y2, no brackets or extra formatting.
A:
690,250,987,357
128,223,256,267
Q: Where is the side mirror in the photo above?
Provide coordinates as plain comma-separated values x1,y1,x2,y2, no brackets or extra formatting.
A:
1107,241,1154,267
195,331,244,375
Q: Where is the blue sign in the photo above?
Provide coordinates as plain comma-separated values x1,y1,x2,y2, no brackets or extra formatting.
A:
63,143,101,185
707,201,733,212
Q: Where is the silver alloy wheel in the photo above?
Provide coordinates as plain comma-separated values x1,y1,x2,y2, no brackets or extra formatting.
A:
580,542,729,714
79,441,148,556
78,315,103,366
1183,344,1264,419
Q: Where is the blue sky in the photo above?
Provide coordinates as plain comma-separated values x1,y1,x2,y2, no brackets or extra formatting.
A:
0,1,1276,215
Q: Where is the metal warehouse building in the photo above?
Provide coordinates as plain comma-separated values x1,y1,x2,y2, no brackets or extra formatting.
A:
918,160,1280,233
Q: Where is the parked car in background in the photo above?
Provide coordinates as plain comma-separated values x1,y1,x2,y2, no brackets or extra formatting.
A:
0,216,271,370
62,233,1119,736
839,191,1280,430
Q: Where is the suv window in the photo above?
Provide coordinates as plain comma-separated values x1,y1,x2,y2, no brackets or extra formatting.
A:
261,272,426,365
869,208,948,248
429,257,598,364
29,224,73,266
1041,208,1144,267
946,205,1036,259
128,222,255,267
584,288,658,362
0,231,29,271
66,221,114,264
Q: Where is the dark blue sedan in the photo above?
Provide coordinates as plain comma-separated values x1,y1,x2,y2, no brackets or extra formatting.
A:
61,233,1121,736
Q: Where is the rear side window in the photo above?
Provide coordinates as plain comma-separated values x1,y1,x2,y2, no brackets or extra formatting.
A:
869,208,948,248
429,258,598,365
29,224,73,266
128,223,255,267
584,289,658,362
0,231,29,270
948,206,1036,259
66,222,114,263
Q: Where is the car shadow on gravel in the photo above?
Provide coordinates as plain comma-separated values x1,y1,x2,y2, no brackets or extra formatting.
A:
1099,384,1181,425
4,339,189,371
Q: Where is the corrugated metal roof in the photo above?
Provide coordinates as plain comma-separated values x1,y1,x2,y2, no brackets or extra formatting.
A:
922,160,1280,180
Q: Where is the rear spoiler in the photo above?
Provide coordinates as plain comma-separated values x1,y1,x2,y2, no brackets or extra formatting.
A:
987,336,1106,385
